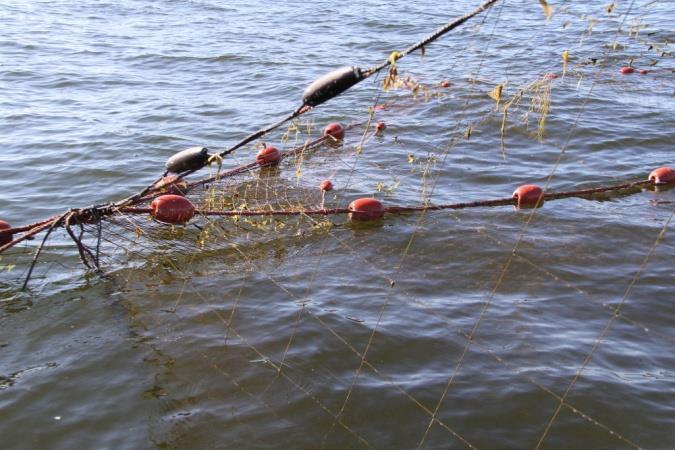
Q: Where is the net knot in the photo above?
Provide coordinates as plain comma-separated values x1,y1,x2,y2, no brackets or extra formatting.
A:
388,51,402,65
208,153,224,178
208,153,224,166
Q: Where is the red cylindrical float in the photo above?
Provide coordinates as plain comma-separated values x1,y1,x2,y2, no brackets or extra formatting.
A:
375,121,386,133
513,184,544,208
639,69,650,75
154,175,188,196
439,80,451,88
0,220,13,246
320,180,333,191
619,66,634,74
256,145,281,165
348,198,385,220
150,195,195,225
649,167,675,185
323,122,345,140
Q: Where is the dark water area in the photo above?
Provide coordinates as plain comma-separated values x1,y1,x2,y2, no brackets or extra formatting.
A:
1,0,674,448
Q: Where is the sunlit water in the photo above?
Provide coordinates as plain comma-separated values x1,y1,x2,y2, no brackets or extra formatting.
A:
1,1,674,449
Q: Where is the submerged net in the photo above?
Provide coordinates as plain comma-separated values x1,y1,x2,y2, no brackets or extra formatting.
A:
1,0,674,448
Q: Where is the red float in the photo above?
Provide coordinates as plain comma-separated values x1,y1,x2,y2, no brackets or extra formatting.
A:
256,145,281,165
513,184,544,208
154,175,188,196
320,180,333,191
323,122,345,140
0,220,13,246
439,80,451,88
649,167,675,185
544,72,559,80
150,194,195,225
619,66,634,74
375,121,386,133
639,69,650,75
348,198,385,220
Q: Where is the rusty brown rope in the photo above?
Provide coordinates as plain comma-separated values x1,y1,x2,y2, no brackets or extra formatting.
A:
115,176,664,220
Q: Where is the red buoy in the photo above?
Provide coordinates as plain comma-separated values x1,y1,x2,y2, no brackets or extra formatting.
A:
0,220,13,246
154,175,188,196
348,198,385,220
649,167,675,185
375,121,386,133
320,180,333,191
619,66,634,74
150,195,195,225
513,184,544,208
544,72,559,80
639,69,650,75
256,145,281,165
323,122,345,140
439,80,451,88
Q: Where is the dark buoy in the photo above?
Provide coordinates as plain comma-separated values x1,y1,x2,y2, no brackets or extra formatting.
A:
375,121,386,133
619,66,634,74
323,123,345,140
302,66,363,107
165,146,210,174
348,198,385,221
320,180,333,191
640,69,650,75
513,184,544,208
150,195,195,225
256,145,281,165
0,220,13,246
649,167,675,185
154,175,188,196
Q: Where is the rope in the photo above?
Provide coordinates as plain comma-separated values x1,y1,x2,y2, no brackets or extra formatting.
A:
0,215,61,237
217,105,308,159
364,0,501,76
0,216,61,253
114,176,664,220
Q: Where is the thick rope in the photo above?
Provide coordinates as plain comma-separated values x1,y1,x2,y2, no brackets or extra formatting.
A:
364,0,501,76
115,177,664,219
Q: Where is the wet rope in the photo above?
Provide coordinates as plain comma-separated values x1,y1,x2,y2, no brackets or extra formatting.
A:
363,0,501,77
116,177,662,219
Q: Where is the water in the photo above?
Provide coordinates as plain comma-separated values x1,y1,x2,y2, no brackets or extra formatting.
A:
1,0,674,448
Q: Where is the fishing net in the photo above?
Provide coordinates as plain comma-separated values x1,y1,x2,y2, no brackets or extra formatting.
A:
1,0,674,448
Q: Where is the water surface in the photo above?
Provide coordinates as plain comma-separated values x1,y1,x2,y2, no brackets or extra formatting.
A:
1,1,674,448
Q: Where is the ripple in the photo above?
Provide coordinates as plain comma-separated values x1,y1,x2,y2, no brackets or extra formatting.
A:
1,1,674,449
